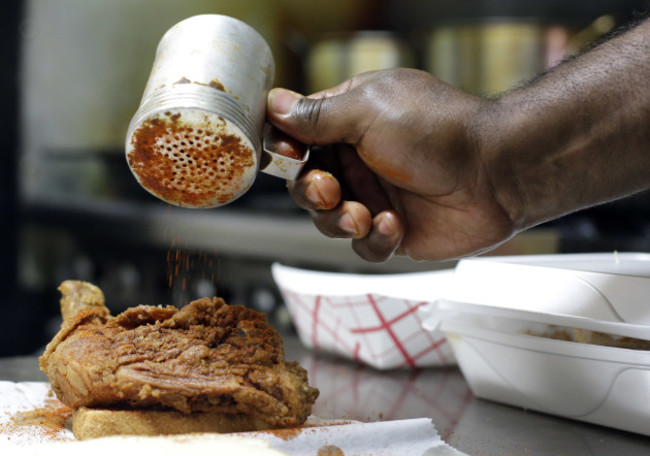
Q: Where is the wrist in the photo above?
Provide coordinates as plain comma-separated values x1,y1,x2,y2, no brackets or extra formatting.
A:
476,19,650,232
470,97,533,231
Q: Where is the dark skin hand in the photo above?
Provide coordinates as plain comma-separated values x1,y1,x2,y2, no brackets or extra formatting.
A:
267,19,650,263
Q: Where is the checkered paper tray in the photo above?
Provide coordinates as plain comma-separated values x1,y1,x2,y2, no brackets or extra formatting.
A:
272,264,455,370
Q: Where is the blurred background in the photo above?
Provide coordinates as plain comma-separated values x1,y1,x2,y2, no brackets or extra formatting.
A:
1,0,648,355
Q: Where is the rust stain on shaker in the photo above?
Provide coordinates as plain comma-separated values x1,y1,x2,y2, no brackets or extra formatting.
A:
127,111,255,208
317,445,345,456
174,76,226,93
209,79,226,91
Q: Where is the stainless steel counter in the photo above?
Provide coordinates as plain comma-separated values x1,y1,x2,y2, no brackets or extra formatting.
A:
3,337,650,455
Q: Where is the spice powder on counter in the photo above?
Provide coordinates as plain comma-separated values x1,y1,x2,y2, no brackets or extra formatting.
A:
0,397,74,442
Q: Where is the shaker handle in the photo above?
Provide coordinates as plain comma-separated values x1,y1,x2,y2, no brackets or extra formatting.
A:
260,126,310,181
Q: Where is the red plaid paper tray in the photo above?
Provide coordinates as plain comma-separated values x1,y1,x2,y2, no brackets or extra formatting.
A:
272,264,455,370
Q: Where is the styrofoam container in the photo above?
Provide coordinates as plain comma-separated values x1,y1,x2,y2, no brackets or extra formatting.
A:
444,251,650,324
422,252,650,435
271,263,456,370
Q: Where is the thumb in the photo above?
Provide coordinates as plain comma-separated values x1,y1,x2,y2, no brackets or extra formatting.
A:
267,87,365,146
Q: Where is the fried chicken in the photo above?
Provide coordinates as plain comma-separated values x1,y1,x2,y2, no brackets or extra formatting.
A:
40,281,319,429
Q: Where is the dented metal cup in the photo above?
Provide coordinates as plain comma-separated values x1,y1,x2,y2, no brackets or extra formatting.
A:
125,14,307,208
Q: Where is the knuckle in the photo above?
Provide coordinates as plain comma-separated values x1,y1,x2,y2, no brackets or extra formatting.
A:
309,210,337,238
292,97,328,140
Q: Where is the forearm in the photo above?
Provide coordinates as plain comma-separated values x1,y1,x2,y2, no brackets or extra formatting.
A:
480,18,650,230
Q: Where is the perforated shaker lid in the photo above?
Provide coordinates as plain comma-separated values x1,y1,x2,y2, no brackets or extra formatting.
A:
126,93,259,209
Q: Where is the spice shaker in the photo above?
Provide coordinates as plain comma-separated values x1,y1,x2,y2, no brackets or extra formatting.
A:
125,14,307,208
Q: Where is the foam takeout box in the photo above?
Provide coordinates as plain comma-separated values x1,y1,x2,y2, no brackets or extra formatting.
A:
421,252,650,436
271,263,456,370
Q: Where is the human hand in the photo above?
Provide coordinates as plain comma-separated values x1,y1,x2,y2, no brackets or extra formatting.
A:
266,68,517,262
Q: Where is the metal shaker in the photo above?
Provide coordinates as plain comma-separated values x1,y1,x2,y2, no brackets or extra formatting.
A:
125,14,307,208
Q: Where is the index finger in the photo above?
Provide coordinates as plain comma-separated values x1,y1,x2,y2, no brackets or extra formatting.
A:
287,169,341,211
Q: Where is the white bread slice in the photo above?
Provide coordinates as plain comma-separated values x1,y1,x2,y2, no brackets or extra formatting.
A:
72,407,274,440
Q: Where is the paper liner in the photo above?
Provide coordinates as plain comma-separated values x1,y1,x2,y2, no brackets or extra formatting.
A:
0,381,468,455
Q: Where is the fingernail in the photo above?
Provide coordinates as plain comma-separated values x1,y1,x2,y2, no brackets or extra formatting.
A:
305,181,325,208
269,88,300,116
339,213,359,236
377,213,396,236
